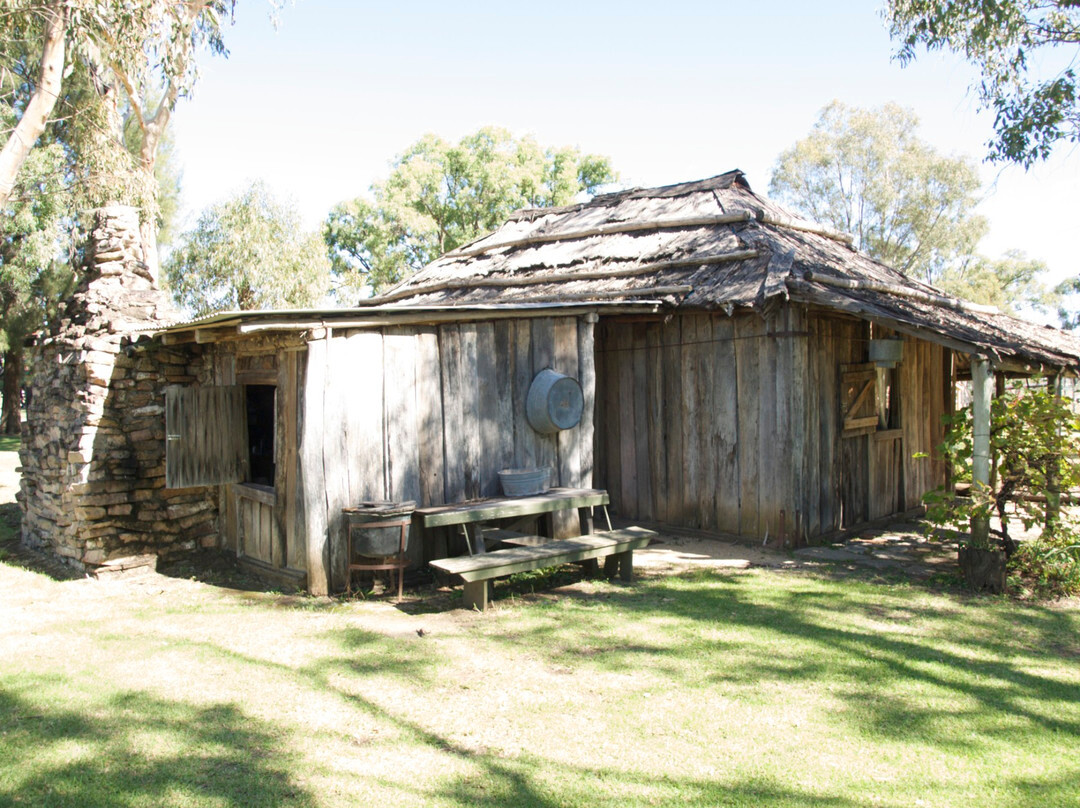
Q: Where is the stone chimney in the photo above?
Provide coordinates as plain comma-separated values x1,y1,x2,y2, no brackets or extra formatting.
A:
18,205,217,574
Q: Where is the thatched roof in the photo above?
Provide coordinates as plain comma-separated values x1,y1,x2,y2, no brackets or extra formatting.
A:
376,170,1080,372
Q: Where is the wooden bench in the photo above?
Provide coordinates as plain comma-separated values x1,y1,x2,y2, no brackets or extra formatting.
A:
416,488,612,557
429,526,656,610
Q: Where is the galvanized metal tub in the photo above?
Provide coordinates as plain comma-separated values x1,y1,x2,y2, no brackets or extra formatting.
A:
526,369,584,434
498,467,551,497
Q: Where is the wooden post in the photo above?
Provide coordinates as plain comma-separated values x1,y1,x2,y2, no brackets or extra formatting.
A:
1046,372,1063,536
970,356,993,546
302,336,330,596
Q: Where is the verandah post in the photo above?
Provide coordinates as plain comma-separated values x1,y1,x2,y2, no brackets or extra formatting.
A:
970,356,993,546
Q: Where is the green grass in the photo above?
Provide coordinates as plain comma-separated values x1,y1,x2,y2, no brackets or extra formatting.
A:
0,436,19,453
2,558,1077,808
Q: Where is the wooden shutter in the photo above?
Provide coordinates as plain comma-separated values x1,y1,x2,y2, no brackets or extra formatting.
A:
840,364,878,437
166,385,247,488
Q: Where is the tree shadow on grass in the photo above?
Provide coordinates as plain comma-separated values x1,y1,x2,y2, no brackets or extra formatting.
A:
0,684,316,808
476,571,1080,749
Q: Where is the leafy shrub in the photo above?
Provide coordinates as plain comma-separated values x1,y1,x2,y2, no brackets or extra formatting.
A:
1009,531,1080,600
923,377,1080,598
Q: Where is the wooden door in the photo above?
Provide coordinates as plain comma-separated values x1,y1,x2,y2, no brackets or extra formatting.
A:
839,364,904,527
839,364,876,528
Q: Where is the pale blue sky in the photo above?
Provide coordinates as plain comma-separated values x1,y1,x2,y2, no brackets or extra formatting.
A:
170,1,1080,287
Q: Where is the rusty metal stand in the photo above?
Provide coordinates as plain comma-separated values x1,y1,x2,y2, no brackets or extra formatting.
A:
346,515,410,600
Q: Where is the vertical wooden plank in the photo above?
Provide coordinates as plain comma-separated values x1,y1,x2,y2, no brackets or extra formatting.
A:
345,331,386,503
384,327,422,566
773,308,795,536
475,322,502,498
281,351,302,570
631,323,653,522
439,325,466,504
735,315,762,537
322,333,352,592
712,315,740,534
551,317,582,538
274,353,292,569
576,316,596,489
645,322,666,523
531,317,558,485
269,503,282,568
616,324,638,520
680,315,701,528
289,351,308,571
662,317,683,526
787,306,809,542
301,337,329,596
596,321,621,506
511,319,538,472
458,323,483,499
554,317,580,489
415,327,445,508
757,313,778,539
220,353,238,554
693,314,715,531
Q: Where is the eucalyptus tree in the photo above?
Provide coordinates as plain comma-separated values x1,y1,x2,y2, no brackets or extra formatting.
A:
0,115,74,432
770,101,987,287
165,181,331,317
887,0,1080,167
770,102,1053,313
0,0,235,275
324,127,616,297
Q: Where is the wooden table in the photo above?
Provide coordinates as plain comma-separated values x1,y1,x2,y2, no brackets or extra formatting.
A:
416,488,611,557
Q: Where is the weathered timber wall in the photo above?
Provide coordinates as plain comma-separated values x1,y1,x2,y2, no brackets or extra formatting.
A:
298,316,594,593
595,305,950,540
200,315,595,594
595,307,805,538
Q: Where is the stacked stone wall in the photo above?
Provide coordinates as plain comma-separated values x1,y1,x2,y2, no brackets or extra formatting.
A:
18,206,219,572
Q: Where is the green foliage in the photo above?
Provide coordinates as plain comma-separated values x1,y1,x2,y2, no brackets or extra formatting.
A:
887,0,1080,167
923,379,1080,597
0,106,75,354
769,101,987,286
324,127,616,298
934,249,1054,314
164,181,331,317
1,0,236,242
1009,532,1080,599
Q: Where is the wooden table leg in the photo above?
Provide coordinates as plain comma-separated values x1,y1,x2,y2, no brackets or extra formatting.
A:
463,580,488,611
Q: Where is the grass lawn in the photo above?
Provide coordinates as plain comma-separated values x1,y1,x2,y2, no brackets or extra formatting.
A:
2,539,1078,808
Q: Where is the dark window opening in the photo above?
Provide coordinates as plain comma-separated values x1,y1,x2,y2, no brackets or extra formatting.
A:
245,385,276,486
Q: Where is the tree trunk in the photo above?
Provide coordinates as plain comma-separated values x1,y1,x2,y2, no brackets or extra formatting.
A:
1,348,24,435
0,1,68,208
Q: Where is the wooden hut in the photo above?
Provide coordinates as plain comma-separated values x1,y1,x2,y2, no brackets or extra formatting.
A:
373,170,1080,544
156,304,611,594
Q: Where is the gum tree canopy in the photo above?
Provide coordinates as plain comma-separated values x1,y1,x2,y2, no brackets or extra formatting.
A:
164,181,331,317
324,127,616,298
769,101,987,286
0,0,235,274
887,0,1080,167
